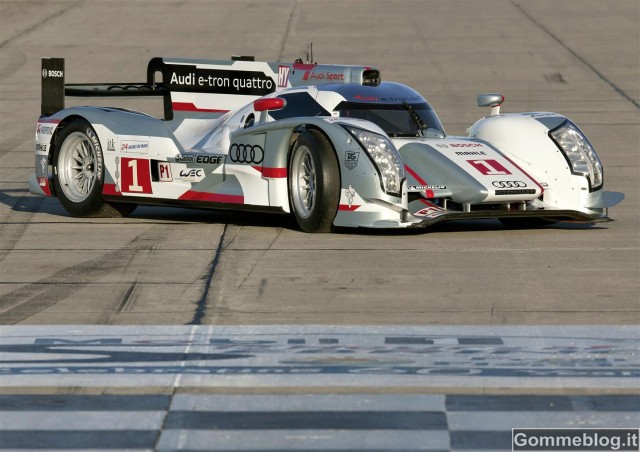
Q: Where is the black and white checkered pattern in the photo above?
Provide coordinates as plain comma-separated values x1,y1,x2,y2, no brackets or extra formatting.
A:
1,394,638,451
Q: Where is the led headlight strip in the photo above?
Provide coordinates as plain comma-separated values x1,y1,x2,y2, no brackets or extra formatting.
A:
342,125,405,196
549,120,603,191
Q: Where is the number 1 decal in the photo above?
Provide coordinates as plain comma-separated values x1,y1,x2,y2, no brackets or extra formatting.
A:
121,157,153,194
467,159,511,176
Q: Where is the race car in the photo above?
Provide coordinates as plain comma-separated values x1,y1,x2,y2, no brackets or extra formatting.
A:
30,56,624,232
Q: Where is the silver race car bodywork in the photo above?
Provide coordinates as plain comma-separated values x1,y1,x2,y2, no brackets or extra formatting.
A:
30,57,624,232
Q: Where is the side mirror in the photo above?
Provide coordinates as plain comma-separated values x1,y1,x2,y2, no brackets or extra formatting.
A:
254,97,286,124
477,93,504,116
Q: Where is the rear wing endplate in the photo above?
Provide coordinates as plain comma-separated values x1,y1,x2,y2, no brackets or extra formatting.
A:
41,57,169,118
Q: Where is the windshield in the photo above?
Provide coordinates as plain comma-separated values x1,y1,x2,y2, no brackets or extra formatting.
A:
335,102,445,138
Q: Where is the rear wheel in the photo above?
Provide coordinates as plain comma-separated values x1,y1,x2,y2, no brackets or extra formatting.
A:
289,130,340,232
52,119,136,217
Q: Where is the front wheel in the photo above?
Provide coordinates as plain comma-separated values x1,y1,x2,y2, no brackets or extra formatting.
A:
288,130,340,233
52,119,136,217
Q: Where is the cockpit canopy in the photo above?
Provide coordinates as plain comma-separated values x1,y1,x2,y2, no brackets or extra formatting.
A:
270,82,446,138
320,82,446,138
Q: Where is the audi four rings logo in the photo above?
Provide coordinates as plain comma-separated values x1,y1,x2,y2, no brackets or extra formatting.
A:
229,143,264,164
492,181,527,188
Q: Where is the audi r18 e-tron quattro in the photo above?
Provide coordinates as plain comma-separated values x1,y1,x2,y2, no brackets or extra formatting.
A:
30,56,623,232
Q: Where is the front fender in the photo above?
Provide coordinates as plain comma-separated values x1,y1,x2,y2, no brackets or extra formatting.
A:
231,117,409,226
468,112,621,213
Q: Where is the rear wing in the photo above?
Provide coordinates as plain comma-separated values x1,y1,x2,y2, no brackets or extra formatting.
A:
41,57,380,120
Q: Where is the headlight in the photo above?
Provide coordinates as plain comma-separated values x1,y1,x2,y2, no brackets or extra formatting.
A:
549,121,603,191
343,126,405,196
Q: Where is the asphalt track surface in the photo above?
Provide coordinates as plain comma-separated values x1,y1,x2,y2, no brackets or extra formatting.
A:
0,1,639,451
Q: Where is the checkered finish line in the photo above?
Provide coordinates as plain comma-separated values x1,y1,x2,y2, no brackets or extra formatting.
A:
1,325,638,388
1,394,638,451
1,326,638,450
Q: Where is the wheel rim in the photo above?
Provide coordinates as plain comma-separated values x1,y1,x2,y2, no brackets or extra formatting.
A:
291,145,316,218
57,132,98,203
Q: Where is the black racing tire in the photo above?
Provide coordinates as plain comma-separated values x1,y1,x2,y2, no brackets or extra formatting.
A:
499,218,557,229
52,119,136,218
288,130,340,233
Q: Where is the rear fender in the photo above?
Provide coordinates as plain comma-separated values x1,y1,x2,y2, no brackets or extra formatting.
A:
37,107,184,199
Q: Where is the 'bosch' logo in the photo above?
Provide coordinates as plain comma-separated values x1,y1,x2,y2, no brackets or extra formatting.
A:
229,143,264,164
492,180,527,188
42,69,63,78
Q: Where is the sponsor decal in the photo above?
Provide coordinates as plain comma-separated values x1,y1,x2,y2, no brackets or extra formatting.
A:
414,205,447,219
345,185,356,208
36,123,55,136
174,154,223,165
175,154,195,163
168,64,275,96
404,164,436,198
467,159,511,176
41,69,63,78
120,140,149,154
303,70,344,82
353,95,379,101
277,65,290,88
120,157,152,194
529,112,558,118
455,150,486,156
85,128,103,180
435,143,449,149
494,189,536,195
35,143,48,153
492,180,527,188
450,143,483,148
339,185,361,211
229,143,264,164
177,168,205,183
344,151,359,170
107,138,116,152
39,156,47,174
37,177,51,196
407,184,447,191
158,162,172,182
115,157,121,192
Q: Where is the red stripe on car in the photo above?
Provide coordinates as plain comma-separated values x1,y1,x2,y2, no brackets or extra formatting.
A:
496,152,545,193
405,165,435,198
37,177,51,196
102,183,121,196
293,63,317,70
179,190,244,204
172,102,229,113
253,166,287,178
